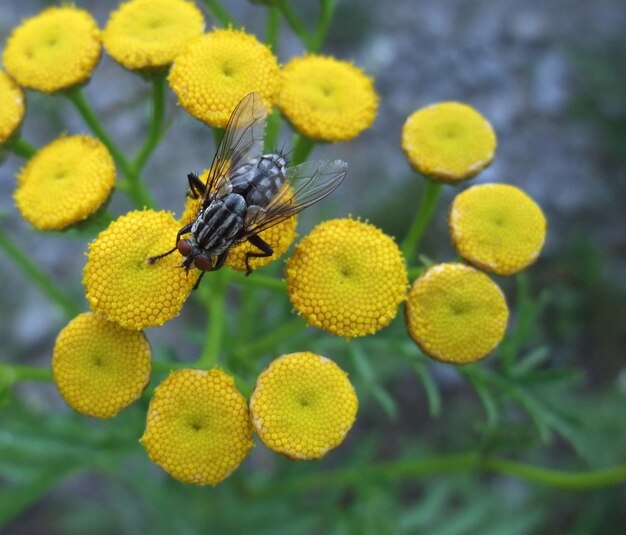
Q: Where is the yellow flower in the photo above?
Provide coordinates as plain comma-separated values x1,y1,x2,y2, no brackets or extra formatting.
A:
286,218,408,338
401,102,496,183
83,210,198,330
2,6,101,93
250,352,358,460
405,263,509,364
169,29,281,127
103,0,205,71
279,55,378,141
141,368,253,485
53,312,151,418
14,135,115,230
449,184,547,275
0,70,25,144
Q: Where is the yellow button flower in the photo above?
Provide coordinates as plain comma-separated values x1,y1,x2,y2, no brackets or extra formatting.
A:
14,135,115,230
103,0,205,71
141,369,253,485
450,184,547,275
250,352,358,460
286,218,408,338
2,6,101,93
53,312,151,418
0,70,25,144
405,263,509,364
402,102,496,183
83,210,198,330
169,29,281,127
279,55,378,141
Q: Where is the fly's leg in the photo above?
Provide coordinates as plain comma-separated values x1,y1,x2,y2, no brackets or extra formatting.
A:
193,271,206,290
186,172,205,199
147,223,193,264
244,234,274,276
192,252,228,290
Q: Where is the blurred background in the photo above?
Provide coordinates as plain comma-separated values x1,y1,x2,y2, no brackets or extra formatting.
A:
1,0,625,533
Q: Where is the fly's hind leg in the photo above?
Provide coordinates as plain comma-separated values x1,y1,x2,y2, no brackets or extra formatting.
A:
244,234,274,276
147,223,193,264
186,172,206,199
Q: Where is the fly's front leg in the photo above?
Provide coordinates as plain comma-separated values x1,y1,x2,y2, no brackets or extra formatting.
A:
147,223,193,264
244,234,274,275
186,172,205,199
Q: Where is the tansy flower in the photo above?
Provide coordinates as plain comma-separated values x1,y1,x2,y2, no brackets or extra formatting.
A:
279,55,378,142
14,135,115,230
53,312,151,418
0,71,25,144
286,218,408,338
401,102,496,183
103,0,205,71
83,210,198,330
169,29,281,127
141,368,253,485
2,6,101,93
449,184,547,275
249,352,358,460
405,263,508,364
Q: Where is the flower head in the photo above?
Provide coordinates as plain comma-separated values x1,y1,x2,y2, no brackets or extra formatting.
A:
141,368,253,485
14,135,115,230
2,6,101,93
103,0,205,71
279,55,378,141
169,29,281,127
250,352,358,460
0,70,25,144
286,218,408,338
401,102,496,183
53,312,151,418
405,263,508,364
449,184,547,275
83,210,198,330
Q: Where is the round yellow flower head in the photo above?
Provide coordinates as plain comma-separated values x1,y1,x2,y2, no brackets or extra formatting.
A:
449,184,547,275
286,218,408,338
405,263,509,364
14,135,115,230
401,102,496,183
2,6,101,93
83,210,198,330
169,28,281,127
250,352,358,460
103,0,205,71
0,71,25,144
53,312,151,418
279,55,378,142
141,368,253,485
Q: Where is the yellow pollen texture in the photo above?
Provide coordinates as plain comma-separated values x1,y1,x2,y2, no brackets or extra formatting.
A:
141,369,253,485
449,183,547,275
286,219,408,338
0,70,25,144
52,312,151,418
405,263,509,364
249,352,358,460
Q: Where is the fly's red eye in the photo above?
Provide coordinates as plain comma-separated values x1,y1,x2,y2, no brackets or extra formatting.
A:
194,255,213,272
177,239,192,257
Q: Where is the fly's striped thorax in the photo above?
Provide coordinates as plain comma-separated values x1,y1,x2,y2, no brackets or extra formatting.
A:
192,193,246,255
229,152,287,209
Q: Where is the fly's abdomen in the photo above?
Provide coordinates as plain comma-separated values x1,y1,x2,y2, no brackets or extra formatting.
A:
230,152,286,208
192,194,246,254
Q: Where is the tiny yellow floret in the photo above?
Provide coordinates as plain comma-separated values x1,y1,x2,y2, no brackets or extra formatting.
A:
141,368,253,485
402,102,496,182
250,352,358,460
0,70,25,144
3,6,101,93
53,312,151,418
405,263,509,364
449,183,547,275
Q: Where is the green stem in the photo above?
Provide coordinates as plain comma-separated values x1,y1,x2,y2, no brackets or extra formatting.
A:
265,7,281,52
236,317,306,359
203,0,236,27
278,0,314,49
264,108,282,154
400,180,442,264
0,363,53,382
195,273,227,369
6,136,37,159
311,0,337,52
132,75,166,173
291,134,316,165
230,270,286,292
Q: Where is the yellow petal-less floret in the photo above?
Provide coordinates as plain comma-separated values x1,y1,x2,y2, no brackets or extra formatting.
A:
401,102,496,183
14,135,115,230
286,218,408,338
449,184,547,275
279,55,378,141
0,71,25,144
103,0,205,71
405,263,509,364
83,210,198,330
169,29,281,127
250,352,358,460
53,312,151,418
141,369,253,485
2,6,101,93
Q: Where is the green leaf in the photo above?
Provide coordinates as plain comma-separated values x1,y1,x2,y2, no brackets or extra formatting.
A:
412,362,442,417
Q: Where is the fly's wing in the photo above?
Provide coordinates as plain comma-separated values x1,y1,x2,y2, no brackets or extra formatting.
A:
202,93,268,208
242,159,347,237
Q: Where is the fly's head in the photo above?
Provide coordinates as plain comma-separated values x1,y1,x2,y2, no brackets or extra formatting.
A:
177,238,214,272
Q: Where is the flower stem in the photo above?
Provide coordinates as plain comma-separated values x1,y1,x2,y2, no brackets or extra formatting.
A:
277,1,313,49
400,180,442,264
291,134,316,165
6,136,37,159
265,6,281,52
132,75,166,173
203,0,236,27
0,363,53,382
230,270,286,292
311,0,337,53
236,317,307,359
196,272,228,369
